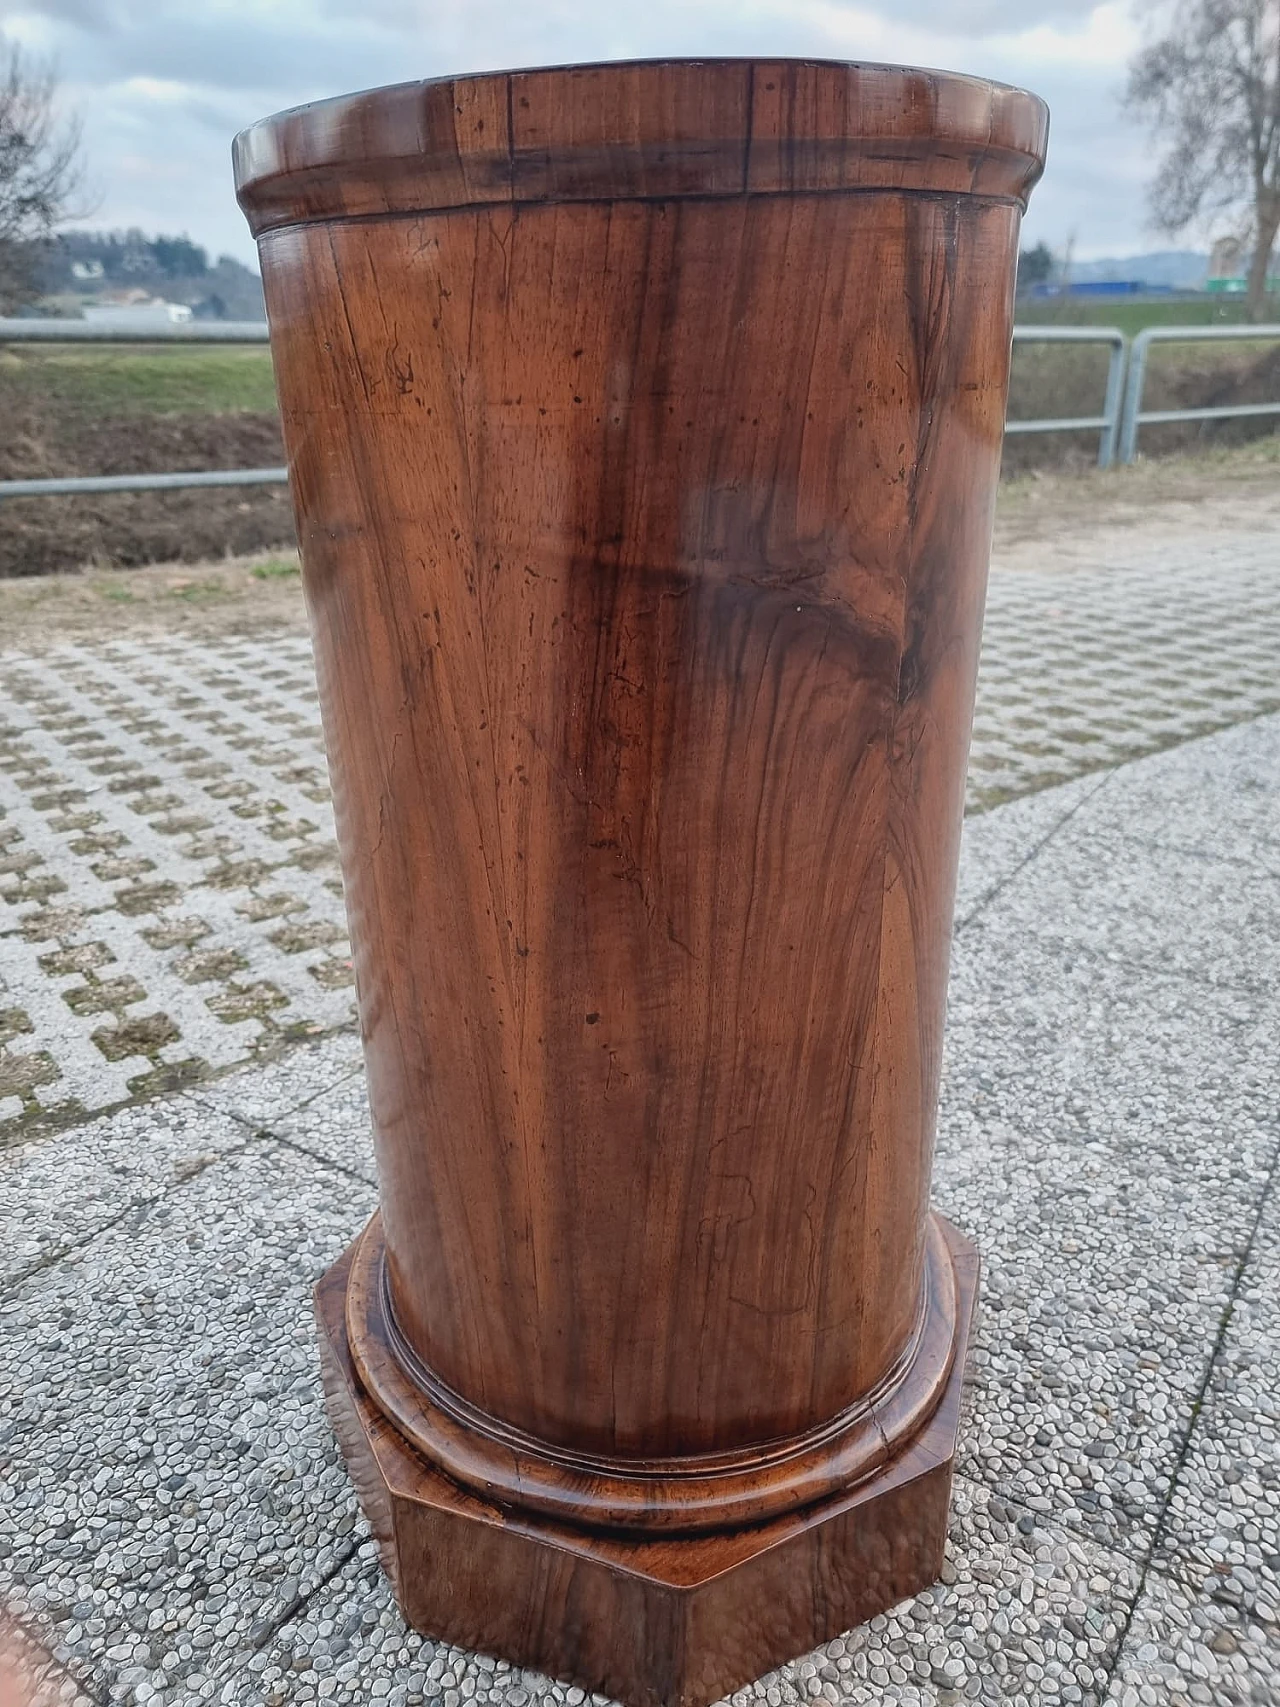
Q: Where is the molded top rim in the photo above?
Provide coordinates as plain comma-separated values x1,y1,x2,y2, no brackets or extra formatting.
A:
233,57,1049,237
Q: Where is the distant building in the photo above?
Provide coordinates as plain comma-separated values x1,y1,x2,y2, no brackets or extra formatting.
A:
1207,236,1247,293
1205,234,1277,293
81,297,194,330
1025,280,1172,300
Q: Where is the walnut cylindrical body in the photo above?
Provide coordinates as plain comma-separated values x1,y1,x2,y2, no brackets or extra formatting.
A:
237,58,1044,1579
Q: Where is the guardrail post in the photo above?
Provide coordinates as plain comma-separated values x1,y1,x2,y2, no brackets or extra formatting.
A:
1118,323,1280,463
1006,326,1129,467
1118,328,1153,464
1097,332,1127,469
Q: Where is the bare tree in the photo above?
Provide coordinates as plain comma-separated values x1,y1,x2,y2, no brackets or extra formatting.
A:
1127,0,1280,318
0,37,84,312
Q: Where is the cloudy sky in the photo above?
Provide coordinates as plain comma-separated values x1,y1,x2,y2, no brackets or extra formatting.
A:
1,0,1183,268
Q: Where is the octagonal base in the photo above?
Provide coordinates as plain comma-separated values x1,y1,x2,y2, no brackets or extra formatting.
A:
316,1216,978,1707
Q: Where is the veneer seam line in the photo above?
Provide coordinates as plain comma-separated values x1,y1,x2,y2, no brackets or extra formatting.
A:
248,184,1031,241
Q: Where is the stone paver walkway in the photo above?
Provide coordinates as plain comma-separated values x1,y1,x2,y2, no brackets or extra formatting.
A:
0,635,350,1141
969,534,1280,807
1,712,1278,1706
1,504,1279,1706
3,527,1280,1151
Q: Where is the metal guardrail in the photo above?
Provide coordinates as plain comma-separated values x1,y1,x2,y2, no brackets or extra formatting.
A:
1117,323,1280,463
3,316,1279,493
1,317,1133,495
0,319,288,500
1006,324,1128,469
0,468,289,498
0,319,273,344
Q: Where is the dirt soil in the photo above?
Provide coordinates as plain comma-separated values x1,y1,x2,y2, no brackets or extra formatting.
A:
0,551,309,647
992,437,1280,555
0,405,292,579
4,335,1280,577
2,440,1276,651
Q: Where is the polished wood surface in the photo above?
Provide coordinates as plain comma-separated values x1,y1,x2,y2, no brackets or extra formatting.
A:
250,187,1017,1465
237,55,1044,1700
234,59,1047,234
342,1209,959,1532
317,1217,979,1707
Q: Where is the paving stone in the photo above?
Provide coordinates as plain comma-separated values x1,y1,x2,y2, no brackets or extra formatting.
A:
191,1033,364,1130
936,784,1280,1558
270,1071,375,1185
2,532,1280,1699
969,539,1280,813
0,1139,375,1706
0,1098,249,1290
0,1606,93,1705
966,808,1280,996
5,538,1280,1145
1053,711,1280,882
955,771,1113,928
1150,1180,1280,1621
937,1125,1255,1562
0,636,354,1146
942,929,1278,1150
1104,1569,1280,1707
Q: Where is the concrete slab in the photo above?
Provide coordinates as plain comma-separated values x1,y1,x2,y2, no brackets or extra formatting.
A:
0,1141,375,1704
0,1097,250,1291
269,1073,375,1187
190,1033,363,1131
1103,1569,1279,1707
1150,1180,1280,1622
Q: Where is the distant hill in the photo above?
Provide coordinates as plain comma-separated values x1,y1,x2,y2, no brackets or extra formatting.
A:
1067,251,1208,289
36,230,266,321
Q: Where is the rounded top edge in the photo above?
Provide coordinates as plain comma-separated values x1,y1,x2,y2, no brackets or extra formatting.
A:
233,57,1049,237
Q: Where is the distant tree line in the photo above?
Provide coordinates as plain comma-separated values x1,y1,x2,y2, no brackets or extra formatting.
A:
1017,242,1056,290
31,229,266,319
43,228,210,285
45,228,210,284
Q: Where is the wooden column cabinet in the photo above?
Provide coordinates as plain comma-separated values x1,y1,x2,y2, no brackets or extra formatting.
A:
235,59,1046,1707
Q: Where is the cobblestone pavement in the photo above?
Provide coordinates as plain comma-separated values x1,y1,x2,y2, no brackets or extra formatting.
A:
0,633,350,1144
967,527,1280,808
1,711,1278,1706
3,526,1280,1150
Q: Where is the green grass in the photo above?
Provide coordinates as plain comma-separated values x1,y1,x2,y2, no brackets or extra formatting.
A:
1015,296,1280,336
0,345,277,416
251,557,299,580
3,307,1276,418
167,580,229,601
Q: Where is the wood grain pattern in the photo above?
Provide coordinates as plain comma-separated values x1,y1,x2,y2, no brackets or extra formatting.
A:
251,185,1012,1461
341,1208,958,1533
317,1215,980,1707
234,59,1047,234
236,53,1043,1696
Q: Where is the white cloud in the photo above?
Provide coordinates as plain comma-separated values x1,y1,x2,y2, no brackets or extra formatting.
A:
0,0,1165,266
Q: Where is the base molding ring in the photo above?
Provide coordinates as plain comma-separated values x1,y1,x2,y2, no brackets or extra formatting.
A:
343,1209,962,1536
